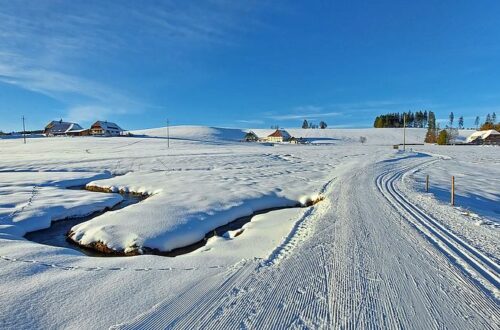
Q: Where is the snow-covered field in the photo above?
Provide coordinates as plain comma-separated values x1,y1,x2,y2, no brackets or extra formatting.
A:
0,126,498,329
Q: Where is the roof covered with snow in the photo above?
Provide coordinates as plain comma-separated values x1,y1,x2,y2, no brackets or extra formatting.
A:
466,129,500,143
268,129,291,138
92,121,123,131
45,120,83,134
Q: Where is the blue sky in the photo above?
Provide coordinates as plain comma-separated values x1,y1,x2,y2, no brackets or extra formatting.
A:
1,1,500,132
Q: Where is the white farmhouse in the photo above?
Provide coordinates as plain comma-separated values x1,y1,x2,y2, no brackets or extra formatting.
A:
266,129,291,143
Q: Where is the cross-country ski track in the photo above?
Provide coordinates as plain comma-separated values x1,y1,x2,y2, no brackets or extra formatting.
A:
114,153,499,329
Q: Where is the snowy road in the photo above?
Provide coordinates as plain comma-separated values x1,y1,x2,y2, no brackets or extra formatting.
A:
116,153,499,329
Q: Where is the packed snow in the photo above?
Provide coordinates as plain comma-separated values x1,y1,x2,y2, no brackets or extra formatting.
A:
0,126,498,329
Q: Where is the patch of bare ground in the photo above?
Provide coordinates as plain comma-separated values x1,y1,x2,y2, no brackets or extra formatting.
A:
66,233,143,256
85,185,149,197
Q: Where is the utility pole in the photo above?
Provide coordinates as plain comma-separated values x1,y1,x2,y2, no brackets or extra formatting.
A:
403,113,406,151
167,118,170,148
451,176,455,206
22,115,26,144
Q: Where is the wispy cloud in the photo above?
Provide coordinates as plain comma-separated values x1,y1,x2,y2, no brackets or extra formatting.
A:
236,119,265,125
0,1,273,123
269,112,343,120
266,99,430,121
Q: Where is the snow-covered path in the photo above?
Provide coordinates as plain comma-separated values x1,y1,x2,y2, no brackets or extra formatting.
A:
115,154,499,329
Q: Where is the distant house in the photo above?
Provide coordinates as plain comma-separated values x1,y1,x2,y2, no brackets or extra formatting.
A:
90,121,123,136
466,129,500,145
243,131,259,142
44,120,86,136
266,129,291,143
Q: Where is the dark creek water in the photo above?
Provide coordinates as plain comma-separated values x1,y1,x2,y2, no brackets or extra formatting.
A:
25,191,300,257
25,184,318,257
25,189,145,257
147,205,299,257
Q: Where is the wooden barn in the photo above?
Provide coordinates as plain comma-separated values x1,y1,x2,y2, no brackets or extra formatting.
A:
466,129,500,145
90,121,124,136
243,131,259,142
44,120,86,136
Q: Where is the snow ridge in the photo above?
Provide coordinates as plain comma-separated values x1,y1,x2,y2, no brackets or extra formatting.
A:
263,178,335,267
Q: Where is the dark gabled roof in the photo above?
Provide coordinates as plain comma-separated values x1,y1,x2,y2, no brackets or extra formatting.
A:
45,120,83,133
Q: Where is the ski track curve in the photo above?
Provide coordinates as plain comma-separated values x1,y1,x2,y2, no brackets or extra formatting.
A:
112,154,500,329
376,160,500,298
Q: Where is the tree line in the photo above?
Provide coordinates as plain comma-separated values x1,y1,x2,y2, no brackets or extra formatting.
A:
373,111,434,128
373,110,499,144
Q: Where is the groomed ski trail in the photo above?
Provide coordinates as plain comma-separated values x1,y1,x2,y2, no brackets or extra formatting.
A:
114,154,500,329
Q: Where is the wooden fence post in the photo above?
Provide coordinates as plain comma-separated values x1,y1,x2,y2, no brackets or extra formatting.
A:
426,175,429,193
451,176,455,206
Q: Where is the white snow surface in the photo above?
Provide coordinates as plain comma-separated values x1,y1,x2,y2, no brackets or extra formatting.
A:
0,126,498,329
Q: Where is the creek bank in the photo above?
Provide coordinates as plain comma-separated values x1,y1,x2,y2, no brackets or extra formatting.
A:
67,195,324,257
25,186,147,257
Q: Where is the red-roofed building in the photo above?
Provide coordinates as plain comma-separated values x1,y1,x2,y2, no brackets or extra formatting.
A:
266,129,291,143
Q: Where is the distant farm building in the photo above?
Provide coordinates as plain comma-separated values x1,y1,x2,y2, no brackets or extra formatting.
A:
44,120,87,136
266,129,291,143
90,121,124,136
243,131,259,142
466,129,500,145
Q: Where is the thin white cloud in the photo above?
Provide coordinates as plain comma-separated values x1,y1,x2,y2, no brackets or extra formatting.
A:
236,119,265,124
266,99,434,122
0,1,274,122
269,112,343,120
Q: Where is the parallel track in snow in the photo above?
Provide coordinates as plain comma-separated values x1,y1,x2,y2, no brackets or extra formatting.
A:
113,155,500,329
376,159,500,299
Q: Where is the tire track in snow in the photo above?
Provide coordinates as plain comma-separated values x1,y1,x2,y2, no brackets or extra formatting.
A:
111,155,500,329
376,159,500,300
111,260,256,329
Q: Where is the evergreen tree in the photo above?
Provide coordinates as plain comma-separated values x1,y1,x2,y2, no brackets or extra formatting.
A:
493,112,497,123
474,116,480,129
458,116,464,129
428,111,436,129
449,112,454,127
486,113,492,124
319,121,327,129
302,119,309,129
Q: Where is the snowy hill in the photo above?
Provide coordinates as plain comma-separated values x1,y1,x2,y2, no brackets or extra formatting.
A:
133,125,475,145
131,126,246,143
